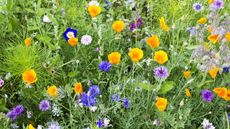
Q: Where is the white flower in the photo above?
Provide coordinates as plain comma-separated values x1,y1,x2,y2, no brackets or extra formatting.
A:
43,15,51,23
88,0,99,6
81,35,92,45
202,118,215,129
37,125,43,129
47,122,61,129
89,106,97,112
103,118,110,127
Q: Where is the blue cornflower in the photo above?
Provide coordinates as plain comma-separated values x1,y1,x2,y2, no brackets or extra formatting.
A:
99,61,111,72
63,28,77,41
111,94,121,102
223,66,229,73
104,0,111,10
96,119,104,128
88,85,100,97
79,93,97,107
193,3,203,12
123,98,130,109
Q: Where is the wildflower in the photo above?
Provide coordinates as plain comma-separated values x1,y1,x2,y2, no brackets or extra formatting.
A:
208,67,219,79
193,3,203,12
39,100,51,111
185,88,191,97
74,82,83,94
28,124,35,129
183,70,191,79
187,27,197,36
208,34,219,43
154,66,169,80
88,5,102,17
108,52,121,65
88,85,100,97
89,106,97,112
43,15,51,23
99,61,112,72
68,37,78,46
224,90,230,101
155,97,167,111
213,87,227,99
112,20,125,32
146,35,160,49
160,17,169,32
130,22,136,32
81,35,92,45
63,28,77,41
201,89,214,102
79,93,96,107
0,79,4,87
47,85,58,97
123,98,130,109
197,17,207,24
128,48,144,62
153,119,161,126
7,105,24,120
47,122,61,129
223,67,229,73
111,94,121,102
225,32,230,42
88,0,99,6
22,69,38,85
202,118,215,129
210,0,224,10
208,0,214,4
96,119,104,128
24,38,31,46
153,50,168,64
103,118,111,127
104,0,111,10
130,17,142,31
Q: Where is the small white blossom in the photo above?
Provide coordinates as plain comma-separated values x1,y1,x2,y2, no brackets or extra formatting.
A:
43,15,51,23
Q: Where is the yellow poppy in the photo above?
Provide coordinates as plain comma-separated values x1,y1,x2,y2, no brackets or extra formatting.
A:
47,85,58,97
74,82,83,94
185,88,191,97
213,87,227,99
88,5,101,17
22,69,38,85
128,48,144,62
155,97,167,111
108,52,121,65
68,37,78,46
224,90,230,101
208,34,219,43
153,50,168,64
27,124,35,129
197,17,207,24
24,38,31,47
112,20,125,32
225,32,230,42
208,67,219,79
183,70,191,79
160,17,169,32
146,35,160,48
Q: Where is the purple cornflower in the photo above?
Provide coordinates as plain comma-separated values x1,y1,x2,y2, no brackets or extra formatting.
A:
210,0,224,10
136,17,142,27
154,66,169,80
96,119,104,128
193,3,203,12
130,22,136,31
111,94,121,102
0,79,4,87
99,61,111,72
123,98,130,109
7,105,24,120
39,100,51,111
88,85,100,97
201,90,214,102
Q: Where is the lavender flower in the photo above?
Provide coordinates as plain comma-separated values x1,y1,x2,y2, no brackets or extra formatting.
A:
193,3,203,12
154,66,169,80
201,90,214,102
0,79,4,87
210,0,224,10
202,118,215,129
47,122,61,129
39,100,51,111
136,17,142,27
130,22,136,31
99,61,111,72
123,98,130,109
